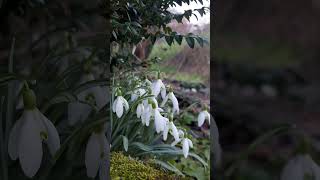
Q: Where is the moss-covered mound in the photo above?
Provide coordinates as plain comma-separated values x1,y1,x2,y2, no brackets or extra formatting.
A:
110,152,184,180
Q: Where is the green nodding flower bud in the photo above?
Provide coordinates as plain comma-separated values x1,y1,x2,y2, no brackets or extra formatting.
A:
23,88,37,109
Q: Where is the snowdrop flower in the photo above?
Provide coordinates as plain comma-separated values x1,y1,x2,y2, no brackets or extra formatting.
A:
161,91,179,114
131,88,146,101
141,104,152,126
113,95,129,118
154,107,167,133
140,96,159,126
182,138,193,158
8,88,60,178
136,103,144,118
281,154,320,180
198,110,211,127
171,130,184,147
78,73,109,110
68,73,109,125
163,121,179,141
151,79,166,99
85,128,109,179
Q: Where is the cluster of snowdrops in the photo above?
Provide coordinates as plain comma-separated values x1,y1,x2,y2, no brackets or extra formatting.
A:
112,73,212,159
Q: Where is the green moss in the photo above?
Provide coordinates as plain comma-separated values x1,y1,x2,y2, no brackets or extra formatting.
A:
110,152,184,180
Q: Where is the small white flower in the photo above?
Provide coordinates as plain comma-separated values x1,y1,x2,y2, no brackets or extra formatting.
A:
281,154,320,180
68,73,109,125
131,88,146,101
78,73,109,110
8,109,60,177
136,103,144,118
163,121,179,142
182,138,193,158
141,105,152,126
171,130,184,146
154,108,167,133
85,131,109,179
161,92,179,114
151,79,166,99
198,110,211,127
112,96,129,118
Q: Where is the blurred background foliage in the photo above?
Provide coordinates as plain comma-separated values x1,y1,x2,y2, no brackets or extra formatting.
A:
213,0,320,179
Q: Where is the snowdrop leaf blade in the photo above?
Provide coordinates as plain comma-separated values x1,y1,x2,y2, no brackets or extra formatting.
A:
85,133,101,178
122,135,129,152
18,117,43,178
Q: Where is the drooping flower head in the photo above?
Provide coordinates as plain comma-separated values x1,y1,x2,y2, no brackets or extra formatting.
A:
112,88,129,118
151,72,166,100
198,109,211,127
8,85,60,177
161,87,179,114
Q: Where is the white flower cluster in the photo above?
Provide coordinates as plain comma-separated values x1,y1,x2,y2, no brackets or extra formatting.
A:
112,76,214,158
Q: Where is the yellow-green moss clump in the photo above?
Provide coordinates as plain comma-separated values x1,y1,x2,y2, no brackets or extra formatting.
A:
111,152,184,180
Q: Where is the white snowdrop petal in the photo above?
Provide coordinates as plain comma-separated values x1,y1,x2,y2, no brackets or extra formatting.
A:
152,80,161,97
18,115,43,178
122,97,129,111
85,133,101,178
40,112,60,156
68,102,92,125
198,112,206,127
115,98,124,118
170,93,179,114
154,110,162,133
182,138,189,158
112,98,118,113
187,138,193,148
136,104,143,118
163,122,170,141
8,115,24,160
170,122,179,142
161,88,166,100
